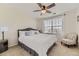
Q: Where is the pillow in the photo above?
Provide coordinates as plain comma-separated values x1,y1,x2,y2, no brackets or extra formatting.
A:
31,30,39,35
25,31,31,36
19,31,25,37
19,31,32,37
19,30,40,37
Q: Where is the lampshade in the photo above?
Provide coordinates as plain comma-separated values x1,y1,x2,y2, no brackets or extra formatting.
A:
0,27,8,32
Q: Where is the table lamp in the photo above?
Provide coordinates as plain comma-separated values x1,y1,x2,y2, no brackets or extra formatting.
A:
0,27,8,40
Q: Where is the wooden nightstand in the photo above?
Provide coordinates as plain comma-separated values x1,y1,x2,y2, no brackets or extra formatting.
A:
0,40,8,53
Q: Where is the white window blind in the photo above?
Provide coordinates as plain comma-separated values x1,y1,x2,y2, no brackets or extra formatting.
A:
43,15,64,34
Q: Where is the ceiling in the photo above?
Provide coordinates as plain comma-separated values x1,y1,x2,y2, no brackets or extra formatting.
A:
0,3,79,19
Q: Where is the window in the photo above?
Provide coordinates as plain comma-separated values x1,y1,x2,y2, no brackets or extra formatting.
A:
43,16,63,34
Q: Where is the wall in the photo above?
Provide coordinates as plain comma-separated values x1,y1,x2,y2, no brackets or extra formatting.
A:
36,18,44,32
76,8,79,43
64,9,77,34
0,4,37,47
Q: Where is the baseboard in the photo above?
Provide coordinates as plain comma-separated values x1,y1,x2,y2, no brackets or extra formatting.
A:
8,43,18,48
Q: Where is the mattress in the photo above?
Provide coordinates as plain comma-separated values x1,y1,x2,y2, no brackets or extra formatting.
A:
19,34,57,56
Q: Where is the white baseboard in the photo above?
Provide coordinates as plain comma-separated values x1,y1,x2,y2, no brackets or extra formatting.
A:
8,43,18,48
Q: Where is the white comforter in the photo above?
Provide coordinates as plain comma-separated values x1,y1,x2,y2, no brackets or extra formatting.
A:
19,34,57,56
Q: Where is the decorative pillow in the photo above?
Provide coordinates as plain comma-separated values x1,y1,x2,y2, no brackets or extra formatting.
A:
25,31,31,36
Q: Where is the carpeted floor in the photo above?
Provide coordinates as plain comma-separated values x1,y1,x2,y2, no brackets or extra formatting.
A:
0,42,79,56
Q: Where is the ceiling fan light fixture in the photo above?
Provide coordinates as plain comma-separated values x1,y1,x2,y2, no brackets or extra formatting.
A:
41,10,46,14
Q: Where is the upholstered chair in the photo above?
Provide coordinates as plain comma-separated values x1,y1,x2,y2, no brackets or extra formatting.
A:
61,33,78,47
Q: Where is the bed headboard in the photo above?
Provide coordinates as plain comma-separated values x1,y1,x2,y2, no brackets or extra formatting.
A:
17,28,40,38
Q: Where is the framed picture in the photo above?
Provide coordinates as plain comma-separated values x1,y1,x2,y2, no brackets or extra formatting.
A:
77,16,79,22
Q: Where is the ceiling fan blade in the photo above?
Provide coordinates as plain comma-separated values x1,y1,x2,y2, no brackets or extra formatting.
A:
46,10,52,13
33,10,41,12
47,3,55,9
37,3,43,8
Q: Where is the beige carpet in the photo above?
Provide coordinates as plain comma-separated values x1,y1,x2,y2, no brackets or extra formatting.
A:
0,42,79,56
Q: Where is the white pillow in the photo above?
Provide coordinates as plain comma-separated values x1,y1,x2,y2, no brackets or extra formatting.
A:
31,30,39,35
19,31,25,37
19,31,31,37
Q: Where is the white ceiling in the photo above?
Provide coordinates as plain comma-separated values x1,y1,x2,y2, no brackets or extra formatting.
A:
0,3,79,19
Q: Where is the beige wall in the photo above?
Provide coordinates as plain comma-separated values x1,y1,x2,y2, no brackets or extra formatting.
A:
76,9,79,43
0,5,37,47
76,9,79,34
64,9,77,34
36,18,44,32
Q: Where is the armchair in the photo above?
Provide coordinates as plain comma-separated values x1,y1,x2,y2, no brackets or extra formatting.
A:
61,33,78,47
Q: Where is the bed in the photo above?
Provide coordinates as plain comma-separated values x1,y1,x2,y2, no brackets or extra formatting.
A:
17,28,57,56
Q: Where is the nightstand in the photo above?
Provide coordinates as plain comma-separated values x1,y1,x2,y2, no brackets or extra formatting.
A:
0,39,8,53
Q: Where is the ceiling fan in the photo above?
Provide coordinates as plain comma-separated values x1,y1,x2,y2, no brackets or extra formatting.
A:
33,3,56,15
